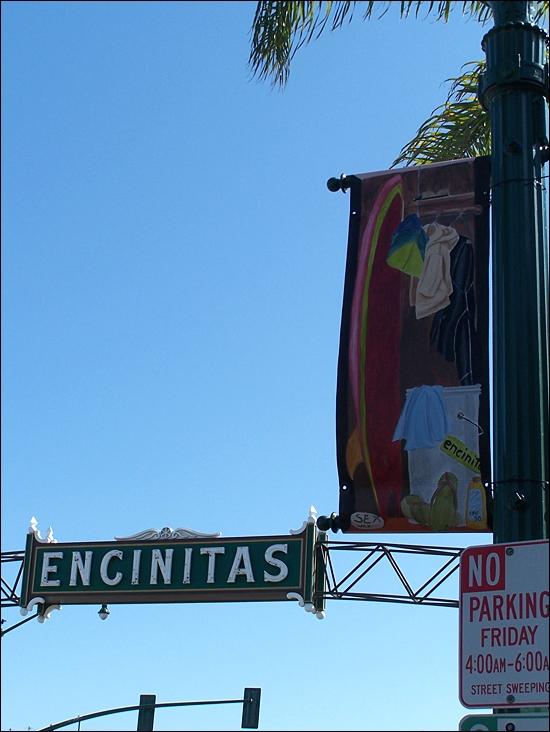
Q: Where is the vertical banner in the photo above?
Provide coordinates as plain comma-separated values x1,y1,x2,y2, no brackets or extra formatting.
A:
336,158,491,533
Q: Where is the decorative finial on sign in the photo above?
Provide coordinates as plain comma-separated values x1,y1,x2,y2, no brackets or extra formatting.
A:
20,596,45,616
37,604,61,623
286,592,325,620
28,517,57,543
114,526,221,541
290,506,319,535
28,516,38,535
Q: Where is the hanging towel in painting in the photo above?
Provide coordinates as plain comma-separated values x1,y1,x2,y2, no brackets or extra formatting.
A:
392,384,450,450
386,214,428,277
413,222,460,319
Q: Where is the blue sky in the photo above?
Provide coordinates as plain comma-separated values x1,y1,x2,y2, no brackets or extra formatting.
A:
1,2,504,730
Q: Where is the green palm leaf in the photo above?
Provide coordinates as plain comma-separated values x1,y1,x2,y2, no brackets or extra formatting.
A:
392,61,491,165
249,1,547,165
249,2,493,88
249,2,547,87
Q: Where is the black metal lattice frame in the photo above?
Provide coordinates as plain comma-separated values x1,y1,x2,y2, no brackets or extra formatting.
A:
1,542,463,636
1,550,25,608
0,550,38,637
317,540,464,608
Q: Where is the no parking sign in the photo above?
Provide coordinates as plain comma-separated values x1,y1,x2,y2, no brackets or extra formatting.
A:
459,540,549,708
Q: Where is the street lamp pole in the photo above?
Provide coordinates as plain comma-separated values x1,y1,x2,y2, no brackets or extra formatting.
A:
478,0,549,544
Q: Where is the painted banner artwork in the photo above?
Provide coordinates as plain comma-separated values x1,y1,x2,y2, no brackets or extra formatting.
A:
336,158,491,533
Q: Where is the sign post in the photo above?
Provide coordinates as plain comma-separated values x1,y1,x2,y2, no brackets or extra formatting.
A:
479,3,549,543
467,3,549,726
459,540,549,709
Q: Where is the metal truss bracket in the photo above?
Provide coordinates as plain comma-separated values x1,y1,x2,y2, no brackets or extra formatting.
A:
1,550,25,608
1,550,33,637
317,540,464,608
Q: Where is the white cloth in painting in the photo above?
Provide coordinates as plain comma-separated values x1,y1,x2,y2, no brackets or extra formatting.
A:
412,222,459,319
392,384,449,450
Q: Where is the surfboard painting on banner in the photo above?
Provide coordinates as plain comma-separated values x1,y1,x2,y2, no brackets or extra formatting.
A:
336,157,492,533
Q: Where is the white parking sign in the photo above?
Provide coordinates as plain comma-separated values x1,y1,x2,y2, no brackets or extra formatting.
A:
459,540,549,708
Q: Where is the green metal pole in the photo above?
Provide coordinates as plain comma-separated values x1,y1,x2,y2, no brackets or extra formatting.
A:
478,0,549,543
137,694,156,731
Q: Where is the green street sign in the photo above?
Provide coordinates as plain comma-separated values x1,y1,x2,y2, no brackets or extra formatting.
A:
20,517,325,616
459,713,549,731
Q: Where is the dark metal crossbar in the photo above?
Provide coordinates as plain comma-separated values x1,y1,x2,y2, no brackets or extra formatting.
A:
317,541,464,608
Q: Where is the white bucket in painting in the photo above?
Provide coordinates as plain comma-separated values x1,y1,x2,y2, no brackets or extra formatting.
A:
404,384,482,527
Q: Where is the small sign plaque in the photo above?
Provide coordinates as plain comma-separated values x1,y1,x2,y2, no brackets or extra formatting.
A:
459,712,549,731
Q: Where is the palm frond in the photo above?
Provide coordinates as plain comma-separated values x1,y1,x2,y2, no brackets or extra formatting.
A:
392,61,491,166
249,2,360,87
394,2,493,23
249,1,548,88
